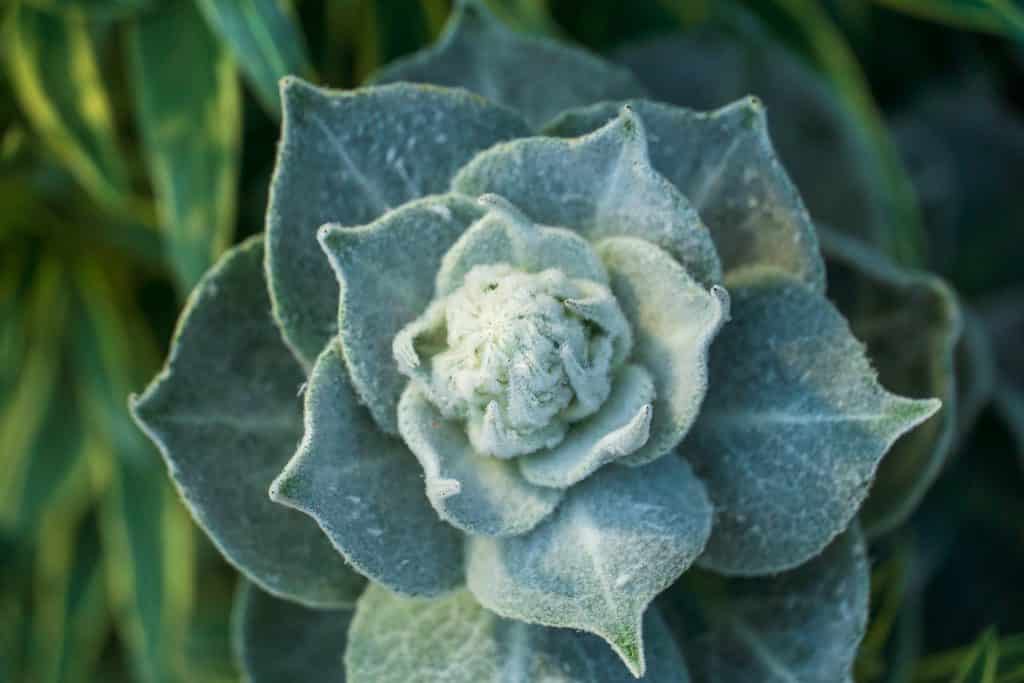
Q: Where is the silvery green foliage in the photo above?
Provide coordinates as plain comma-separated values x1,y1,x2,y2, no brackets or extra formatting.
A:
133,4,942,680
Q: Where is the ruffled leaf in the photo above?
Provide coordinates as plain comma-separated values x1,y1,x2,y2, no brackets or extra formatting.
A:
130,237,364,607
821,230,963,537
670,527,869,683
233,580,353,683
266,78,529,367
596,237,729,467
319,194,485,435
397,385,563,537
547,98,824,292
519,364,655,488
453,106,722,287
467,456,712,677
685,267,940,575
346,584,689,683
270,343,464,597
370,0,645,128
435,194,610,295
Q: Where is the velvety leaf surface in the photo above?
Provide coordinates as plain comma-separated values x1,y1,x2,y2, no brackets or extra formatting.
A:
685,267,940,575
130,0,242,291
398,385,563,537
546,99,824,292
195,0,312,116
466,456,712,676
346,584,689,683
822,230,963,537
613,29,889,253
131,237,365,607
370,1,646,128
233,580,352,683
319,194,485,434
518,364,656,488
596,237,729,467
674,528,869,683
270,344,464,596
454,106,722,287
6,3,129,210
266,78,529,367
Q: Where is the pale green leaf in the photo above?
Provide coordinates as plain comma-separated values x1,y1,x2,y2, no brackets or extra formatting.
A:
595,237,729,467
435,193,610,296
397,384,563,537
370,0,645,128
454,106,722,287
131,237,365,608
821,230,963,537
195,0,312,116
129,0,241,292
266,78,529,367
674,527,869,683
686,267,940,575
519,364,655,488
270,343,464,597
346,584,690,683
319,194,484,435
233,580,353,683
5,2,129,210
547,98,825,292
467,455,711,677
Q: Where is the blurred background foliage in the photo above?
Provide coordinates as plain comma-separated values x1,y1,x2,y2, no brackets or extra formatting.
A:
0,0,1022,681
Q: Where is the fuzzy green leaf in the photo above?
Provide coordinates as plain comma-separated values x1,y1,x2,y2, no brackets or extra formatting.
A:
454,106,722,287
346,584,689,683
195,0,311,117
467,455,711,677
547,98,825,292
319,194,485,435
233,580,353,683
595,237,729,467
266,78,529,367
397,384,563,537
673,527,869,683
130,0,242,292
370,0,646,128
270,343,465,596
821,230,963,537
131,237,365,607
686,267,940,575
5,3,129,210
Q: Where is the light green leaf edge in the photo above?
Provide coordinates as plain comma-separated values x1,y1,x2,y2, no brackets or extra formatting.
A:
233,579,353,683
820,228,964,537
466,455,712,677
131,236,365,608
369,0,647,128
195,0,312,117
345,584,690,683
545,97,825,293
129,0,242,293
265,77,530,369
686,266,941,575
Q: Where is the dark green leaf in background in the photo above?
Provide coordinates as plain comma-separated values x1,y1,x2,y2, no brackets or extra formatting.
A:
4,2,131,211
195,0,312,117
129,0,242,293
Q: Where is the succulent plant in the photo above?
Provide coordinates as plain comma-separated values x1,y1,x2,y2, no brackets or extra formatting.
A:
132,3,941,681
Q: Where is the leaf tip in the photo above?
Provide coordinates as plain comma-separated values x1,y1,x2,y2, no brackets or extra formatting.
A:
606,619,646,678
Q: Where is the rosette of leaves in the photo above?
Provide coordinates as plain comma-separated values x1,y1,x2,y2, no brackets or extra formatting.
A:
131,3,940,681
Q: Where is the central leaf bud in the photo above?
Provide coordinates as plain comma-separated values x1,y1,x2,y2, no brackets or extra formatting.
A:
395,262,633,459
